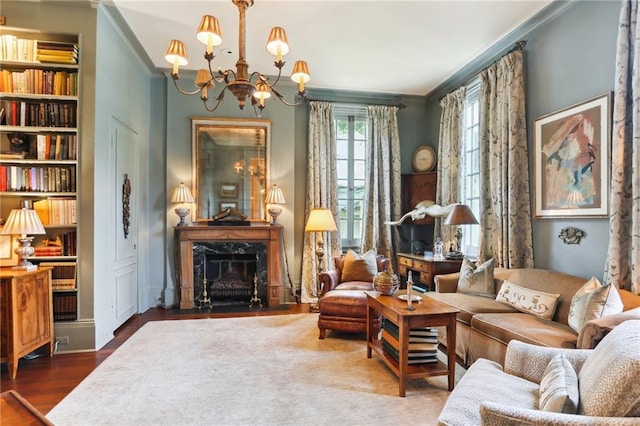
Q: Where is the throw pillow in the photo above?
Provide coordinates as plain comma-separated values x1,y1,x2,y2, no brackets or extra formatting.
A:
495,281,560,320
568,277,624,333
340,249,378,282
539,353,579,414
457,257,495,297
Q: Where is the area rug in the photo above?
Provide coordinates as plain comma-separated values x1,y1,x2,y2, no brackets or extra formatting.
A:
47,314,461,425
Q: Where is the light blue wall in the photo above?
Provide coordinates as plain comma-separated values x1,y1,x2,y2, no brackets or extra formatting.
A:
423,0,621,280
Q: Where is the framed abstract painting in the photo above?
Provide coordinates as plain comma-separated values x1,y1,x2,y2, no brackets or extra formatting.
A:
533,92,612,218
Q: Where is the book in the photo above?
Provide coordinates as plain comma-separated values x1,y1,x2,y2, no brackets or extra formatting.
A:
381,330,438,353
381,340,438,364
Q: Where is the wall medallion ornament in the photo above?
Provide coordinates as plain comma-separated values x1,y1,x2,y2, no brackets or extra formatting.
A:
559,226,585,245
123,174,131,239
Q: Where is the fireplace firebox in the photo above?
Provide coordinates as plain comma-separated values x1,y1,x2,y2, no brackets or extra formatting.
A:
174,225,282,309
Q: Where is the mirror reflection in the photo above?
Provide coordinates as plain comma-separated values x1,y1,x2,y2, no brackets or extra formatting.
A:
191,118,270,222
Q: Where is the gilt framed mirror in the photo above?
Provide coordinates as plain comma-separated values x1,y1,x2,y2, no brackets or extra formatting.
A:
191,117,270,222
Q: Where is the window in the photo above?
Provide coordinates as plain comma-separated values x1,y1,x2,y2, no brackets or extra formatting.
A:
460,81,481,257
335,106,367,250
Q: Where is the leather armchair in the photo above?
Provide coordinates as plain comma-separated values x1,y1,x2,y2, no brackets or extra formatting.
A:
317,254,389,339
318,254,389,296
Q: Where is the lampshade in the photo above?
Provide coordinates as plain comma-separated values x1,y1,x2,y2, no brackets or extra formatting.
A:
171,183,195,204
290,60,311,93
196,15,223,50
1,207,46,236
305,208,337,233
266,26,290,60
444,203,479,226
264,184,286,205
164,39,188,66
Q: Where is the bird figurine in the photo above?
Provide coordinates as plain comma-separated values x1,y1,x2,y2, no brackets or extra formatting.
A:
385,200,455,225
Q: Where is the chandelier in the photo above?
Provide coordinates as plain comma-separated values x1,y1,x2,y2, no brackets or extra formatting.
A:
164,0,310,115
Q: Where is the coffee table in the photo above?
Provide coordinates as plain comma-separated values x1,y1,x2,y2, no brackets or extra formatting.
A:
365,290,460,397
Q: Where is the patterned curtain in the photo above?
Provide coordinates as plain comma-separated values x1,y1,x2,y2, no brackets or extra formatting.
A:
604,0,640,294
435,88,466,247
301,102,340,303
477,49,534,268
361,105,401,269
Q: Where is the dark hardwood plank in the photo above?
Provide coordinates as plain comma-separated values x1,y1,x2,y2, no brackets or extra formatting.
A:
0,304,309,415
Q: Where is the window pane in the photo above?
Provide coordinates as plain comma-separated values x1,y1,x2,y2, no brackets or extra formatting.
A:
353,160,366,180
354,139,366,159
337,160,348,177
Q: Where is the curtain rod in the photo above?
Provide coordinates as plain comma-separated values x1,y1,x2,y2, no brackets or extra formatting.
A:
438,40,527,102
304,98,406,109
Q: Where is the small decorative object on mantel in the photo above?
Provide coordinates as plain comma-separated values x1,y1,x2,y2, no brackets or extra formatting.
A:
208,208,250,226
559,226,585,245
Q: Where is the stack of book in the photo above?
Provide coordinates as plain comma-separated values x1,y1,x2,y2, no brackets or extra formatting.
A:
381,318,440,364
36,40,78,64
40,261,76,290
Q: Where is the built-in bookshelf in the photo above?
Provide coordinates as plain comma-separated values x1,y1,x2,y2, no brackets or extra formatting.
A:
0,28,79,323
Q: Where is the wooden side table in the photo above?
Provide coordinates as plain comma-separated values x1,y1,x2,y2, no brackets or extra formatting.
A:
0,267,54,380
365,290,459,397
396,253,462,291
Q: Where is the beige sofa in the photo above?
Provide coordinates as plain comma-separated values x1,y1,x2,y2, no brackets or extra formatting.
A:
430,268,640,368
437,319,640,425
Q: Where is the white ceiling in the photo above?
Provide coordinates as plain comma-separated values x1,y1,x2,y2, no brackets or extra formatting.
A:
111,0,555,96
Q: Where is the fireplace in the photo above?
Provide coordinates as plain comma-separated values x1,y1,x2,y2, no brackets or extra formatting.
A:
174,225,282,309
193,243,267,307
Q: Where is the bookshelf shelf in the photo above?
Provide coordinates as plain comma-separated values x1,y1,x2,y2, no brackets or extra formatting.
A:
0,59,78,70
0,29,80,324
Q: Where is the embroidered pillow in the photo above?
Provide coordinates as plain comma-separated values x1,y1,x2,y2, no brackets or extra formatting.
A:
341,249,378,282
539,353,579,414
495,281,560,320
457,257,495,297
568,277,624,333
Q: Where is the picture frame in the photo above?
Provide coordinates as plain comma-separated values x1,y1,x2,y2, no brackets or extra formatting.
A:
533,92,612,218
219,201,238,211
220,183,238,198
0,227,17,267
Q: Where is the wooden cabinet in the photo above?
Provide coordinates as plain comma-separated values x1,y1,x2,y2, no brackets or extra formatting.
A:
0,267,54,379
401,172,437,225
396,253,462,291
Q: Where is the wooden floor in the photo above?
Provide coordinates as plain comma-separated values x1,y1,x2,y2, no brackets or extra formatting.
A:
0,304,309,416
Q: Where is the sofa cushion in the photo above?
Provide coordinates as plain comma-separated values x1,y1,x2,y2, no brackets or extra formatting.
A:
578,319,640,417
471,313,578,349
340,249,377,282
437,358,538,426
539,353,579,414
496,281,560,320
457,257,495,297
568,277,624,332
426,292,517,325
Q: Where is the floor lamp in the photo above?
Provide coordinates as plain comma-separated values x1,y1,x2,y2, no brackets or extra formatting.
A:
305,208,337,312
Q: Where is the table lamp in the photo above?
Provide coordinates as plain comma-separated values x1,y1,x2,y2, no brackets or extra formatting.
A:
171,182,195,226
1,204,46,271
304,208,337,312
443,203,478,258
264,184,286,225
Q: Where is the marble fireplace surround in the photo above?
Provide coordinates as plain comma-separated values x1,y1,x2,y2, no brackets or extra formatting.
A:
174,225,283,309
193,242,267,307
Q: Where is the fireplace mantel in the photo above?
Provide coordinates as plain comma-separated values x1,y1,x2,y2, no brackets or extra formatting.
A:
174,224,282,308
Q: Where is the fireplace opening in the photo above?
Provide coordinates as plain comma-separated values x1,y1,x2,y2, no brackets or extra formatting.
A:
193,242,267,308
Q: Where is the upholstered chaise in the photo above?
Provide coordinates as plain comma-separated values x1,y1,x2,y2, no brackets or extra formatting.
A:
317,251,388,339
437,319,640,425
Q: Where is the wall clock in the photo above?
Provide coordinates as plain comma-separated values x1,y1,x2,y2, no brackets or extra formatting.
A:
411,145,436,172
